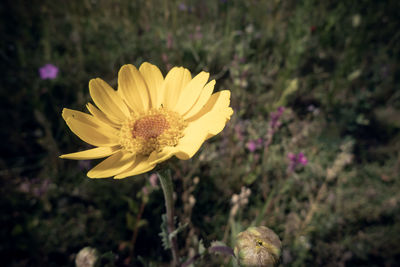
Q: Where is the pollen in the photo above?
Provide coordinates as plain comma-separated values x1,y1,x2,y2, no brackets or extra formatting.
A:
119,107,187,156
132,114,169,139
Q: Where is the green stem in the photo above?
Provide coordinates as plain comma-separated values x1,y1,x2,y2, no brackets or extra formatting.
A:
252,187,276,227
252,178,292,226
158,170,179,267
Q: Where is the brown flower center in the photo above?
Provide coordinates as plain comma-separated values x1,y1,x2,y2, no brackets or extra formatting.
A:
132,114,169,139
119,108,187,156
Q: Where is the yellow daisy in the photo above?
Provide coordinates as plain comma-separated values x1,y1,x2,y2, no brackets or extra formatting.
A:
60,62,233,179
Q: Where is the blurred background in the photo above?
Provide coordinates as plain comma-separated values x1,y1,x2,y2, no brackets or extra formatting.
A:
1,0,400,266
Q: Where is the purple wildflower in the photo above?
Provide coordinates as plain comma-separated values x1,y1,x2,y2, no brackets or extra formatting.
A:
246,141,257,152
269,106,285,129
39,63,59,80
246,138,263,152
297,152,308,165
287,152,308,173
149,173,158,187
178,3,187,11
265,107,285,149
256,138,263,146
287,152,296,161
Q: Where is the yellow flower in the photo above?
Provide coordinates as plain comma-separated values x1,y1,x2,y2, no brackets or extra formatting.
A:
60,63,233,178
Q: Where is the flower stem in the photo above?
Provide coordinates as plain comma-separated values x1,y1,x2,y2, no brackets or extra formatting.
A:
158,170,179,266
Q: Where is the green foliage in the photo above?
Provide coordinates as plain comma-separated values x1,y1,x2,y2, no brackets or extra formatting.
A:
1,0,400,266
159,214,188,251
159,214,171,251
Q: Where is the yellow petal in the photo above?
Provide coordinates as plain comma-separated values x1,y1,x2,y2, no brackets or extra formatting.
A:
147,146,178,165
115,147,177,179
175,92,233,159
174,71,210,115
89,78,130,122
174,117,209,160
162,67,191,109
60,146,120,160
62,108,118,133
139,62,164,109
113,155,156,179
183,80,215,119
65,117,119,147
87,151,136,178
86,103,120,128
118,64,150,113
187,90,232,122
205,107,233,139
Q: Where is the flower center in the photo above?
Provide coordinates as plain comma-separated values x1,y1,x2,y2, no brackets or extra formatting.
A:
132,115,169,139
119,108,187,156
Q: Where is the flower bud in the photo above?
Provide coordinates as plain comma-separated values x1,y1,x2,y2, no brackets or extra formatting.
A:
75,247,98,267
234,226,281,267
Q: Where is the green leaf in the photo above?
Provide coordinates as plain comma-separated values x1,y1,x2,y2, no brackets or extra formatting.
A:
159,214,170,250
244,173,257,185
123,196,139,213
347,69,362,81
169,219,188,240
126,212,136,231
137,219,148,229
275,78,298,108
198,239,206,255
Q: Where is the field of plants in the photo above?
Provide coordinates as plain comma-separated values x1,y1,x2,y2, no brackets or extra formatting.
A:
1,0,400,266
